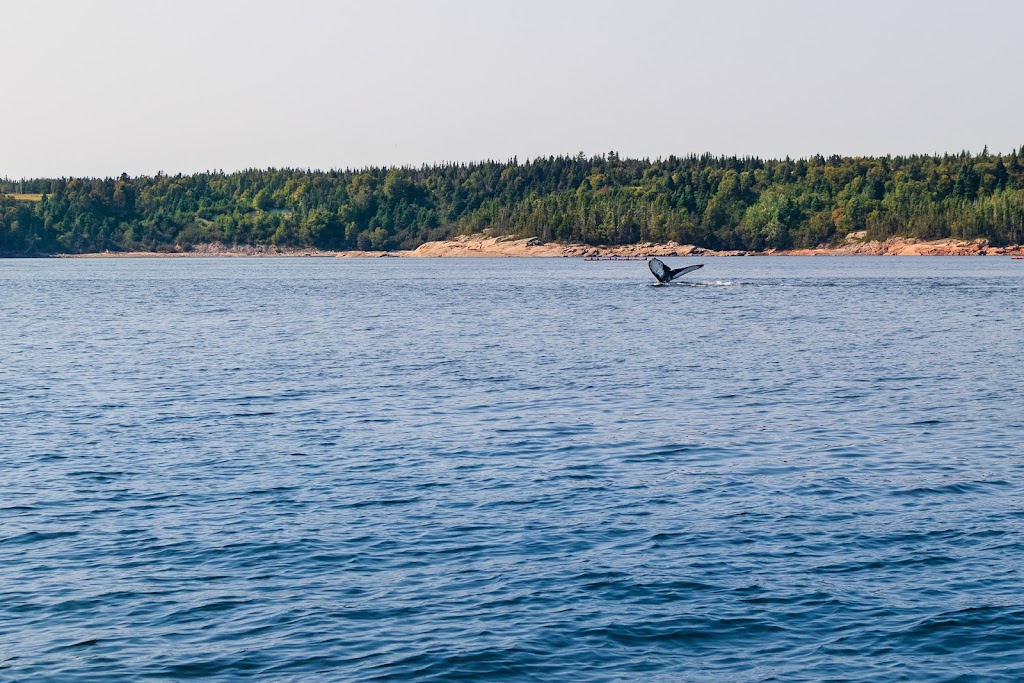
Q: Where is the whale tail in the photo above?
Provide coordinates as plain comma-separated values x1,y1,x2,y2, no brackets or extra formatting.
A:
649,258,704,283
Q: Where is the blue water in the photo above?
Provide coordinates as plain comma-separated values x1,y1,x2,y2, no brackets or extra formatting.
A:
2,256,1024,681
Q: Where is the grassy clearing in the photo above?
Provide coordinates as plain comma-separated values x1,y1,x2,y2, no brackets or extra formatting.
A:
3,193,44,202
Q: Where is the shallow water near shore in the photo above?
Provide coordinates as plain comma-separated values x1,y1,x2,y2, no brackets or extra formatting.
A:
3,256,1024,681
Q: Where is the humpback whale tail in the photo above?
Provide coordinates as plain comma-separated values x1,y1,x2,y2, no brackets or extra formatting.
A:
648,258,704,283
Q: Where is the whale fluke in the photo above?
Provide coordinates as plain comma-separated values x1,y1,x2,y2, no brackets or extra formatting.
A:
649,258,704,283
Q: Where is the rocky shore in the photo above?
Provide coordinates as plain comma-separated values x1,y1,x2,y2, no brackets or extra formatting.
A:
774,235,1024,257
341,233,1024,258
390,234,749,258
67,243,339,258
55,233,1024,258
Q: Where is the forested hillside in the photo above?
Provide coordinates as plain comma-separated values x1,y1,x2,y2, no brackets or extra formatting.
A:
3,149,1024,255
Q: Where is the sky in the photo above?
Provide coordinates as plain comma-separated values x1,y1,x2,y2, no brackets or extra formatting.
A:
1,0,1022,178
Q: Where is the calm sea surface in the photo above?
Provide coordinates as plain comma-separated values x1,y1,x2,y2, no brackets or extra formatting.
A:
2,256,1024,681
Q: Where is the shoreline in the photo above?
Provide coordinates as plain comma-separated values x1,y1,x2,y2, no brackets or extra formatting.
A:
23,234,1024,259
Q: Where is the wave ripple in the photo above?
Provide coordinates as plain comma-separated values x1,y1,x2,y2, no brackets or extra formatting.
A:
2,257,1024,680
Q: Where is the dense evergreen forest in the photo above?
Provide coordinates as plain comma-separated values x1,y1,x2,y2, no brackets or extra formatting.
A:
3,149,1024,255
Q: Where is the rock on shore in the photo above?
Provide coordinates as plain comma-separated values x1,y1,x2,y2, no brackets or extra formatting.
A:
65,234,1024,258
378,233,1023,258
775,234,1024,257
394,234,745,258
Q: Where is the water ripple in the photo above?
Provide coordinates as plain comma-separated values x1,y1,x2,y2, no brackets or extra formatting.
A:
2,257,1024,680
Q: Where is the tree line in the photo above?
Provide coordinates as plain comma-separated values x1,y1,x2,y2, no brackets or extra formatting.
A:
3,148,1024,255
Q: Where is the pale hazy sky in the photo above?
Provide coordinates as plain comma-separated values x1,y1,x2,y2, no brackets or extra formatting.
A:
2,0,1022,178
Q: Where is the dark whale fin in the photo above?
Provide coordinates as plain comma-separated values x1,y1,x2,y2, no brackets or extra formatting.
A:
649,258,704,283
669,264,704,279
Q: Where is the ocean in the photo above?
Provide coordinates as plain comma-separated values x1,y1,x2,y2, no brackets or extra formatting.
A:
2,256,1023,681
